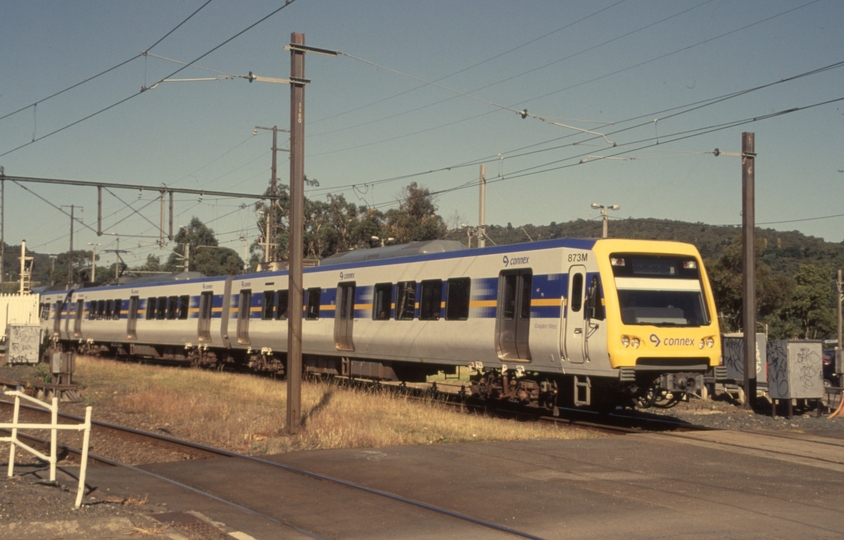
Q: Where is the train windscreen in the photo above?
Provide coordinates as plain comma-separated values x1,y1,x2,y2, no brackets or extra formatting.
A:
611,254,709,327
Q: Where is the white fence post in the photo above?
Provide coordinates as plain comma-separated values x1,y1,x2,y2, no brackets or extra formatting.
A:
1,390,93,508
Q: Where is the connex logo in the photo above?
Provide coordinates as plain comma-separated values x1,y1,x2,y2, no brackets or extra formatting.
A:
650,334,661,347
503,255,530,267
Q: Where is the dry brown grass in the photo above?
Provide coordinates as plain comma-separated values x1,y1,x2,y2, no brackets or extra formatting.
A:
73,356,596,455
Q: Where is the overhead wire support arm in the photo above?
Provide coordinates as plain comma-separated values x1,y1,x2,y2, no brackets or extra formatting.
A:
3,174,284,201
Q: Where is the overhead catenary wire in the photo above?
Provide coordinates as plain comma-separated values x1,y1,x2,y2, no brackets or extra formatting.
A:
0,0,213,125
310,0,821,161
0,0,299,159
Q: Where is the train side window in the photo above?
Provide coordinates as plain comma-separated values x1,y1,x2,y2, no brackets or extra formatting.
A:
306,288,321,320
157,296,167,320
146,297,156,320
262,290,275,320
446,278,471,321
502,274,517,320
88,301,95,320
396,281,416,320
40,303,50,320
166,296,178,320
105,300,113,320
372,283,392,320
276,290,288,320
419,280,442,321
114,299,122,320
97,300,106,320
570,274,584,313
178,295,189,320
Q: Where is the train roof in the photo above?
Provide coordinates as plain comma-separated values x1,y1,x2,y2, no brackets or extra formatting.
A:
320,240,466,266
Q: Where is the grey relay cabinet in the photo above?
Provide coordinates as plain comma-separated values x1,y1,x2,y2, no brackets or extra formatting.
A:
767,340,823,400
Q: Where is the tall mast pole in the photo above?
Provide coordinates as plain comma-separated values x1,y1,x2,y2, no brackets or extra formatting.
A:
287,32,306,434
741,132,757,409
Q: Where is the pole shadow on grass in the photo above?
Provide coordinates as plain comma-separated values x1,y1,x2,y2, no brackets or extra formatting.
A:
301,386,335,428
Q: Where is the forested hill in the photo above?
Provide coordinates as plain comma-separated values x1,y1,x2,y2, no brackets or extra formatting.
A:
460,218,844,277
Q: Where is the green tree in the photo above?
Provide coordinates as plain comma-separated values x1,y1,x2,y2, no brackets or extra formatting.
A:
775,264,836,339
384,182,447,243
164,217,243,276
192,247,245,276
706,237,794,333
134,254,161,273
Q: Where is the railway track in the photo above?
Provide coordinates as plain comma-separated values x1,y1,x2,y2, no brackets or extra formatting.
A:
1,399,543,539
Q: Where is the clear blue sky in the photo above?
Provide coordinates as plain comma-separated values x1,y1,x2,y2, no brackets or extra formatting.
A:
1,0,843,270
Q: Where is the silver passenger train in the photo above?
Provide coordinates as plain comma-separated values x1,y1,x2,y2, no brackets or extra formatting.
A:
39,238,722,409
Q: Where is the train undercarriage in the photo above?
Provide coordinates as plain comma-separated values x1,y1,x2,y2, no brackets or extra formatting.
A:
46,338,706,412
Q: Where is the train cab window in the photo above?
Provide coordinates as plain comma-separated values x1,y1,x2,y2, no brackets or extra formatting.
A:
276,290,288,320
156,296,167,320
396,281,416,320
306,288,321,320
419,280,443,321
446,278,471,321
372,283,392,320
262,291,275,320
146,297,156,320
178,295,189,320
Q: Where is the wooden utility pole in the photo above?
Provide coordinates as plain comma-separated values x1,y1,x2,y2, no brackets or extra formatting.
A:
62,204,81,286
837,270,843,372
741,132,756,409
284,34,338,435
286,32,306,435
270,126,278,262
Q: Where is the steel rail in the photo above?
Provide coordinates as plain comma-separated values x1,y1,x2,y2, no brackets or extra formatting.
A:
1,399,542,539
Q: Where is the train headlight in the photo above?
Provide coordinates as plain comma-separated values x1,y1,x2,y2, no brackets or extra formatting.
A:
698,339,705,349
621,336,630,348
631,337,640,349
706,337,715,348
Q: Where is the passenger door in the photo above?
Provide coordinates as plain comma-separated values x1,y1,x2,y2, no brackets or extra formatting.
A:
237,290,251,345
334,282,355,352
564,266,587,364
496,269,532,361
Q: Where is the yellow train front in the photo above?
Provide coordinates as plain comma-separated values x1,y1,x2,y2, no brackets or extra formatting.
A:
471,237,722,411
581,239,722,408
